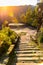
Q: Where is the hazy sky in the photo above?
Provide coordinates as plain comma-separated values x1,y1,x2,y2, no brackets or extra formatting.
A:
0,0,37,6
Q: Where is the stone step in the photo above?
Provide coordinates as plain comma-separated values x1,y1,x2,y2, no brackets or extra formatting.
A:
19,42,29,44
18,44,34,46
16,50,43,54
19,45,33,47
19,43,33,45
19,47,35,49
19,46,36,48
15,63,39,65
18,44,29,46
18,44,36,47
19,43,30,44
19,43,28,44
16,53,43,57
15,49,40,51
17,57,43,61
18,46,35,48
16,46,40,49
0,64,5,65
16,48,40,50
19,44,34,45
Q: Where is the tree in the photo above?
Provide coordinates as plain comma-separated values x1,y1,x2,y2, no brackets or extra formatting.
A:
11,17,18,23
34,5,43,32
26,7,32,24
37,11,43,33
20,14,26,23
31,6,43,45
2,20,8,28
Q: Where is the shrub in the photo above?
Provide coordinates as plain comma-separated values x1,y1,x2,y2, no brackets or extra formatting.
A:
0,33,12,56
37,27,43,43
1,27,13,36
10,32,18,44
1,27,19,44
0,27,19,56
0,33,12,46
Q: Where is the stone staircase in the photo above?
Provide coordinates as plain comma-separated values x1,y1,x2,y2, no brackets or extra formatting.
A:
15,42,43,63
0,32,43,65
14,32,43,63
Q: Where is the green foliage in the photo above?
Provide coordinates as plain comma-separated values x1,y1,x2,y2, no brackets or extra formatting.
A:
32,19,38,27
40,27,43,32
20,6,43,28
10,32,18,44
0,33,12,46
38,33,43,43
20,14,26,23
0,27,18,44
37,27,43,43
0,32,11,56
0,27,19,55
1,27,13,36
26,7,39,27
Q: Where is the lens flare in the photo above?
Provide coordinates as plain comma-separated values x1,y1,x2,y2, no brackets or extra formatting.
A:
0,7,8,18
39,63,43,65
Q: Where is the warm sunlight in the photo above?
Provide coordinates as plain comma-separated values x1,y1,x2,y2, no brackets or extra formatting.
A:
8,12,14,17
0,0,37,18
1,7,8,10
0,7,8,17
0,0,43,64
39,63,43,65
0,7,13,18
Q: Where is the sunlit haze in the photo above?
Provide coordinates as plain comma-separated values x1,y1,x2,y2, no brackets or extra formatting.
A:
0,0,37,19
0,0,37,6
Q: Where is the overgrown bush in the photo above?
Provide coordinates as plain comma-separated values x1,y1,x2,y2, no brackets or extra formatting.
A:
37,27,43,43
0,33,12,56
10,31,18,44
1,27,18,44
1,27,13,36
0,33,12,46
0,27,19,56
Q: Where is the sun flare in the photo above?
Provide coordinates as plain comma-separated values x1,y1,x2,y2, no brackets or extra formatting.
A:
0,7,8,17
39,63,43,65
0,7,13,18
